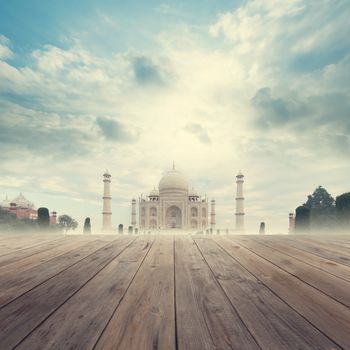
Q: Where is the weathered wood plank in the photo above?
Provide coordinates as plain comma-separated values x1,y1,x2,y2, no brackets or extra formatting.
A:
248,236,350,283
95,236,175,350
0,238,104,280
0,236,117,275
0,235,63,256
16,237,153,350
174,236,259,350
0,236,94,269
0,238,121,307
216,237,350,349
0,236,135,349
296,235,350,250
195,237,340,350
231,236,350,308
258,235,350,267
292,236,350,254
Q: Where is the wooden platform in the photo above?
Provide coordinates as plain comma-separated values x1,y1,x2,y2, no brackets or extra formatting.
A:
1,233,350,349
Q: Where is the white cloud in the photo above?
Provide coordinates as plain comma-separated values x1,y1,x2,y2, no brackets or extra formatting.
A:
32,44,92,73
0,35,13,60
0,1,349,233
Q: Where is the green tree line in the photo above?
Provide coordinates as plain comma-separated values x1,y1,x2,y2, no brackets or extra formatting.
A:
294,186,350,233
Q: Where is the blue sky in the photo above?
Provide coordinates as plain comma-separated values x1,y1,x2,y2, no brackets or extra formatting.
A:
0,0,349,233
1,1,241,59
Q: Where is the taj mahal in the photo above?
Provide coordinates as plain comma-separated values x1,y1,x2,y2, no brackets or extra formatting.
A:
137,164,210,230
102,164,245,233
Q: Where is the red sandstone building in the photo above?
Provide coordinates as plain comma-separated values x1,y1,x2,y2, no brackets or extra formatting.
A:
1,193,57,223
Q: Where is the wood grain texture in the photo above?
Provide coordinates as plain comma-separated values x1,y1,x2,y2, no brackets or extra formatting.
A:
16,237,153,350
292,236,350,255
216,236,350,349
95,236,175,350
296,235,350,250
194,237,341,350
175,236,259,350
230,236,350,308
0,236,100,276
0,239,117,307
261,235,350,267
0,235,63,256
249,236,350,282
0,234,349,349
0,237,134,349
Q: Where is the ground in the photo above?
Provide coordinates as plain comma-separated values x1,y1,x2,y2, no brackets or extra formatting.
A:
0,233,349,349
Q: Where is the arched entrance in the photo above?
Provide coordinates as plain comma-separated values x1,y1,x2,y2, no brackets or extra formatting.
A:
165,206,182,229
149,219,157,229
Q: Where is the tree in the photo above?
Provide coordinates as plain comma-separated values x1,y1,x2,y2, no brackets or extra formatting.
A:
295,206,310,233
83,217,91,234
0,207,17,232
37,207,50,229
259,222,265,234
304,186,335,231
13,217,38,232
58,215,78,233
336,192,350,231
0,207,37,233
305,186,335,209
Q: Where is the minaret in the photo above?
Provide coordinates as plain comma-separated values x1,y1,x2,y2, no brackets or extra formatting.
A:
210,199,216,229
235,171,245,232
102,171,112,232
50,211,57,225
131,198,137,228
288,212,295,234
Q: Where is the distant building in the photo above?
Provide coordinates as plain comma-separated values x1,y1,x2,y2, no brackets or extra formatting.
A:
235,171,245,233
137,164,209,230
102,171,113,232
1,193,57,223
50,211,57,225
288,212,295,234
1,193,37,220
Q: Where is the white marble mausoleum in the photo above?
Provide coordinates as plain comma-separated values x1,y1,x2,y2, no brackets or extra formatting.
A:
137,165,209,230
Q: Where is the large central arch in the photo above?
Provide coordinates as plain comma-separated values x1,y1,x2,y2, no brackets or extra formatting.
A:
165,205,182,229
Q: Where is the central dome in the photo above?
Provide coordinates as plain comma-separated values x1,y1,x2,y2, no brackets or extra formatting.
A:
12,192,34,209
159,168,189,194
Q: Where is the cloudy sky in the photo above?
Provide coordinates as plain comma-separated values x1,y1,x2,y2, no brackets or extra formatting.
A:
0,0,349,233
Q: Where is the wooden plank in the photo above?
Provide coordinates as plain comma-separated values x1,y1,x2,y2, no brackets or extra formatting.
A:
174,236,259,350
249,236,350,283
0,234,20,242
0,236,135,349
0,235,63,256
15,237,153,350
0,237,104,278
216,237,350,349
0,235,117,271
292,236,350,255
296,235,350,250
94,236,175,350
231,236,350,308
194,237,341,350
0,238,121,307
0,236,93,268
258,235,350,267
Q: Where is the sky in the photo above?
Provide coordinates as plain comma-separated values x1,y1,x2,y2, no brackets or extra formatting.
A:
0,0,349,233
